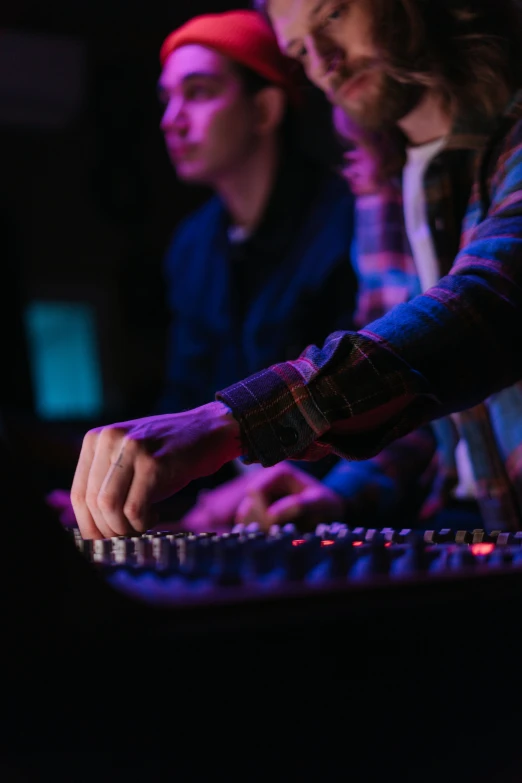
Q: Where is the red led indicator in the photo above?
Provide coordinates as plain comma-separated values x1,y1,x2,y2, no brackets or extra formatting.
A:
353,541,363,547
292,540,306,546
471,543,495,556
321,540,335,547
385,542,392,548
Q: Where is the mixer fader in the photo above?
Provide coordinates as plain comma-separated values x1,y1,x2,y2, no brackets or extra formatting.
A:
68,523,522,605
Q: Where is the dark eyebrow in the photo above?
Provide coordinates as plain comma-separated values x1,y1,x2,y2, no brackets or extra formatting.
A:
181,72,223,83
310,0,331,20
157,72,223,100
157,72,222,97
285,0,332,54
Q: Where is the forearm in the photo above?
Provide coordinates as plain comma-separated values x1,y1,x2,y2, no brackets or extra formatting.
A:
217,327,436,465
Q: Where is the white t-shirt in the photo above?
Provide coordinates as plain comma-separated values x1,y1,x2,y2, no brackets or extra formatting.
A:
402,138,476,499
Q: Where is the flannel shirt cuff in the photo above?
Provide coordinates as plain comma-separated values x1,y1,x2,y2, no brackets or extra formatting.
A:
216,363,330,466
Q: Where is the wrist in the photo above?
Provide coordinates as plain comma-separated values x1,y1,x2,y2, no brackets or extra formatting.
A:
205,401,243,463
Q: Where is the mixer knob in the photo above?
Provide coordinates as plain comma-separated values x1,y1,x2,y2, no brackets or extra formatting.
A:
351,527,366,539
151,537,173,571
381,528,411,544
92,539,111,564
471,529,489,544
112,537,133,565
397,528,413,543
315,523,331,538
495,532,514,547
364,529,381,543
130,537,153,568
72,528,83,547
434,528,454,543
74,534,93,558
455,530,473,545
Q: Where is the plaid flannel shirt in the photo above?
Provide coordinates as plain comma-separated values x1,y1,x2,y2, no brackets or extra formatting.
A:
217,90,522,530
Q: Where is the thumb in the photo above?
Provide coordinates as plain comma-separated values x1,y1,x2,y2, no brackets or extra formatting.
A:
265,494,303,526
235,490,270,529
268,489,334,531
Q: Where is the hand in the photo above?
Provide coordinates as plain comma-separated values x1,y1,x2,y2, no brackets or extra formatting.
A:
70,402,241,539
178,472,261,533
234,463,345,532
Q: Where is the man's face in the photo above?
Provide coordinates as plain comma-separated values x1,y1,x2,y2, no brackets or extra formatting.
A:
269,0,420,130
158,45,258,184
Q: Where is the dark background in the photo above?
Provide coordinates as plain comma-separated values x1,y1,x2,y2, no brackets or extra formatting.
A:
0,0,338,489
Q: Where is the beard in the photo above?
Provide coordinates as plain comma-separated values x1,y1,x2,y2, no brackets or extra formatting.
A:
332,60,425,132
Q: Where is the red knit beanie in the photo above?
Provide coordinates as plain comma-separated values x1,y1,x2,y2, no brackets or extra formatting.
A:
159,10,301,104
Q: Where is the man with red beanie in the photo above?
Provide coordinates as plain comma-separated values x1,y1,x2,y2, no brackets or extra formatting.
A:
154,9,356,514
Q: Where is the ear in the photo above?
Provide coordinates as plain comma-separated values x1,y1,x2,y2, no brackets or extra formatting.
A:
253,86,287,136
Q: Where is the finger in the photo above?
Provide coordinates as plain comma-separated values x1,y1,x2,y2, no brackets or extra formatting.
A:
248,465,307,500
119,453,164,535
271,489,342,531
235,490,271,530
96,459,136,537
71,430,103,540
265,495,304,526
86,435,135,538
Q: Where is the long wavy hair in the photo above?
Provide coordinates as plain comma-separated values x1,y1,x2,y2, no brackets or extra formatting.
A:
256,0,522,175
366,0,522,119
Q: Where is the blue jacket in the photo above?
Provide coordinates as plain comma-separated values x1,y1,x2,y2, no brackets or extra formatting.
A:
158,154,356,415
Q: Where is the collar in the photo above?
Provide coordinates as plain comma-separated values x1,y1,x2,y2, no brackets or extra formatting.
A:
221,150,326,261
